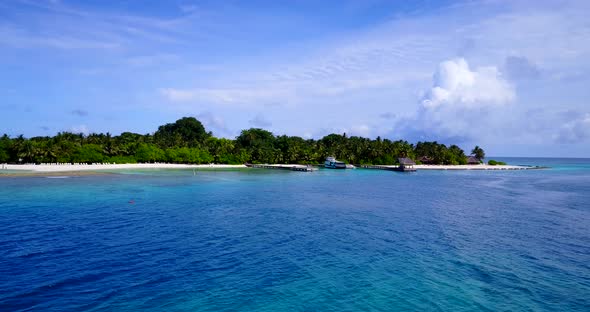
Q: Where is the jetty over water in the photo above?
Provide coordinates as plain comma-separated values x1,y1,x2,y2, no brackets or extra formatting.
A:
249,164,316,172
414,164,538,170
361,164,540,171
361,165,414,172
361,158,417,172
246,163,541,173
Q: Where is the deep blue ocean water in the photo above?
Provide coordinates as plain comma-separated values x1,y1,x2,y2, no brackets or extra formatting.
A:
1,158,589,311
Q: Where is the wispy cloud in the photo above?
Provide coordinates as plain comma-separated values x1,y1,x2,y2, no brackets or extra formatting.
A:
0,0,211,52
125,53,179,67
0,25,120,50
159,87,292,108
379,112,397,119
555,113,590,144
248,114,272,128
69,124,89,135
2,0,590,156
194,111,235,137
71,109,89,117
504,56,541,80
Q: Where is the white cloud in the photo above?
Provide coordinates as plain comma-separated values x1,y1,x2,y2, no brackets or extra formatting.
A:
179,4,199,14
159,87,292,108
379,112,397,120
159,88,197,102
195,111,233,137
126,53,179,67
248,114,272,128
555,113,590,143
504,56,541,80
71,109,89,117
390,58,517,143
0,25,120,50
307,123,386,139
349,124,371,137
421,58,514,109
195,111,226,130
3,0,590,155
70,124,89,135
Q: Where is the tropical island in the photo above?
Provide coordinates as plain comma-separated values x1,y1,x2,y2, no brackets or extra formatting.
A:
0,117,520,173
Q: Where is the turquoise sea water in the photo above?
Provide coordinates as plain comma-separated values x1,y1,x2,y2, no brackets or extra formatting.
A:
1,158,589,311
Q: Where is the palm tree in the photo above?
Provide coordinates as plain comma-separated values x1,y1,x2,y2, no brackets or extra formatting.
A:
42,144,59,163
471,146,485,162
398,143,413,159
17,140,37,163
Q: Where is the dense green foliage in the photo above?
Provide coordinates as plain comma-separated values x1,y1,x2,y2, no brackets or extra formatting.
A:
0,117,482,165
471,145,485,161
488,160,506,166
415,141,468,165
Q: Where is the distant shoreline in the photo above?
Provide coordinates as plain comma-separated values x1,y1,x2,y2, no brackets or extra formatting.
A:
414,164,537,170
0,163,247,173
0,163,540,175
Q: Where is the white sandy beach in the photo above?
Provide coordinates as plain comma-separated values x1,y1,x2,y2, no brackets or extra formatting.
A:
414,164,531,170
361,164,533,170
0,163,536,173
1,163,247,172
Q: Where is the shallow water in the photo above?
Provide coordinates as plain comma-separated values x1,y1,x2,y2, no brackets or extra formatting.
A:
1,158,589,311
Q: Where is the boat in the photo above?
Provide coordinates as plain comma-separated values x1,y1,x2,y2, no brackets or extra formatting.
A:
324,156,347,169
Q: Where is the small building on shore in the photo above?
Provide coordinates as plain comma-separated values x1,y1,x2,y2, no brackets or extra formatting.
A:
398,157,417,171
467,156,481,165
418,156,434,164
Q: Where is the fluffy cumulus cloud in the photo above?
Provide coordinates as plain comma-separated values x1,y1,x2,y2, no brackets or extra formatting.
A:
394,58,517,143
2,0,589,156
421,58,514,109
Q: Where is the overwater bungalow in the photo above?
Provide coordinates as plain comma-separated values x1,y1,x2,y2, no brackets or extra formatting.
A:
398,157,417,172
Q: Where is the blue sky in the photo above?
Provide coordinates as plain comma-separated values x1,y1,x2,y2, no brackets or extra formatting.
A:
1,0,589,157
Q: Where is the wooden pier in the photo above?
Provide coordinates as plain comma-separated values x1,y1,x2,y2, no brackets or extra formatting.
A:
249,164,316,172
361,165,415,172
361,164,540,171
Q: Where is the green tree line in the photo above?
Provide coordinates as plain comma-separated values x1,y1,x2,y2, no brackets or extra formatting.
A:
0,117,484,165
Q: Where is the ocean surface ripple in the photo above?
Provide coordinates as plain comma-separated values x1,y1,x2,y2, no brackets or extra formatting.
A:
1,158,589,311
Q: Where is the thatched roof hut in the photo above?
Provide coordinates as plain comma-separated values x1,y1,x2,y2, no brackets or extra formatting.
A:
418,156,433,164
398,157,416,171
398,157,416,166
467,156,480,165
